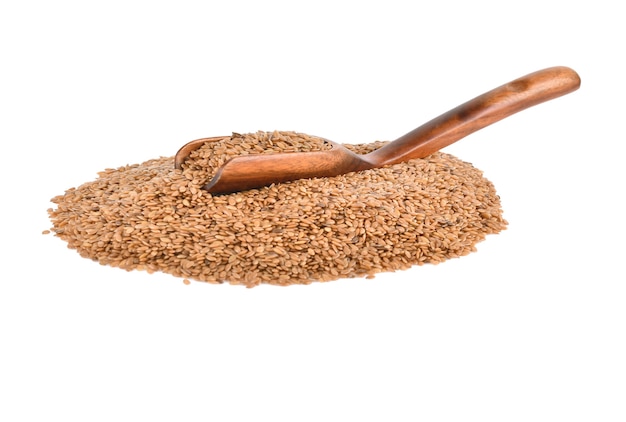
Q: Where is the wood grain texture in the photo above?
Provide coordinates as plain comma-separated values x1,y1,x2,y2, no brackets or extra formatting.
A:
174,66,580,194
365,66,581,166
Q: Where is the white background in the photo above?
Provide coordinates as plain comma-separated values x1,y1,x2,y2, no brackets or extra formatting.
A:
1,1,624,421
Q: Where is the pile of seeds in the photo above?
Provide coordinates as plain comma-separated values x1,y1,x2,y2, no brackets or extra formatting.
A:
47,130,507,287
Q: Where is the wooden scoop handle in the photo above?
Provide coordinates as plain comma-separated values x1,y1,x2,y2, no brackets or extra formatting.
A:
366,66,581,166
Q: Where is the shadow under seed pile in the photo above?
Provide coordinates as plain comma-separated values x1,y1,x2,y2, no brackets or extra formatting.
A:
47,130,507,287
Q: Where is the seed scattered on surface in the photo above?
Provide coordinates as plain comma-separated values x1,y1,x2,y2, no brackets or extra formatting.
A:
183,279,191,285
47,130,507,287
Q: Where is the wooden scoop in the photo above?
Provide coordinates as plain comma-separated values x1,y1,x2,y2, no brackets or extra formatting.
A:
175,66,580,194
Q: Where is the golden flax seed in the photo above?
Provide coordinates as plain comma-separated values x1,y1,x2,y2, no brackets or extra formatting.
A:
47,131,507,287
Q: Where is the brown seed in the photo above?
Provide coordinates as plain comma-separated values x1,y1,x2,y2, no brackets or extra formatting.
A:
47,131,507,287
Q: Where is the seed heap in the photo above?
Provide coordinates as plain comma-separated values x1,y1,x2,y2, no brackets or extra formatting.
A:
47,130,507,287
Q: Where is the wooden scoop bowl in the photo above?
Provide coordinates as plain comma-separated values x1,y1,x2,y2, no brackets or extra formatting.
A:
175,66,580,194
